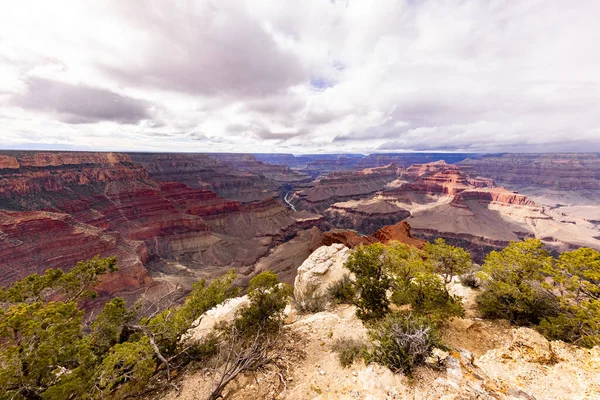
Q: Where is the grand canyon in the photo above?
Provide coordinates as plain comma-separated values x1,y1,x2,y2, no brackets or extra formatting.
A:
2,151,599,303
3,2,600,398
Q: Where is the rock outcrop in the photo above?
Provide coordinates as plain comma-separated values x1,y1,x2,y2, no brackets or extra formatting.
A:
319,221,426,250
293,244,351,297
185,295,250,344
323,199,411,234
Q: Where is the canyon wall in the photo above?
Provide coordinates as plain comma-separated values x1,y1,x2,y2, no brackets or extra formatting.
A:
0,151,322,298
460,153,600,190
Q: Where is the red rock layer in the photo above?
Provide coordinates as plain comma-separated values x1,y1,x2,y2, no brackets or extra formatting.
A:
321,230,377,248
373,221,426,249
321,221,425,249
0,210,151,294
0,151,322,297
128,153,280,203
0,154,148,204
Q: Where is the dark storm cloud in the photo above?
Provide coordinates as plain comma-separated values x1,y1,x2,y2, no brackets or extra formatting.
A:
102,0,307,97
12,77,151,124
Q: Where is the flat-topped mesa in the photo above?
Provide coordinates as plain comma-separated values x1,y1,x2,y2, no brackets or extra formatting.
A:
459,153,600,190
451,187,538,209
294,164,401,209
384,162,495,198
324,199,411,234
356,153,475,168
0,151,129,168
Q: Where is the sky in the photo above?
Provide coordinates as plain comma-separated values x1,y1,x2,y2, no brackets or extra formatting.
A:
0,0,599,154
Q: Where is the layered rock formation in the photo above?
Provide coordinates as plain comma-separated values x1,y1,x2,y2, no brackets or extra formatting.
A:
207,153,310,183
312,159,600,261
0,151,323,299
460,153,600,191
291,165,401,212
323,199,411,234
0,210,151,296
128,153,279,203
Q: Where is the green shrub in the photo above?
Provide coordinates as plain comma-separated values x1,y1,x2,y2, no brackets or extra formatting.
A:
292,282,328,314
234,271,292,336
344,243,390,320
538,300,600,347
391,272,464,326
367,313,445,377
93,337,156,399
476,239,559,325
332,337,367,367
327,274,356,305
476,240,600,347
425,238,472,283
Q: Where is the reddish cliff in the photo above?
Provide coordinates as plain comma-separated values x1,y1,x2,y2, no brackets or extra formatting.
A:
373,221,426,248
320,221,425,249
0,151,322,297
0,210,151,295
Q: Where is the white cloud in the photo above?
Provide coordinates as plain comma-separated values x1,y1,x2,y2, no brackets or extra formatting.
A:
0,0,599,153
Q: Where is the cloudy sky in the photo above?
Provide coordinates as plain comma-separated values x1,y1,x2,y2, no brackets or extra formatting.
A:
1,0,599,153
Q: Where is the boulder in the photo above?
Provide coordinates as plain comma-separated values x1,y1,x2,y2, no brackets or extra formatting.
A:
185,295,250,343
293,244,351,297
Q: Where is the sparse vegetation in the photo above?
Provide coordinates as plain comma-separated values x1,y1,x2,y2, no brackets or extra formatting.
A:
2,235,599,398
327,274,356,305
332,337,367,367
208,271,291,400
292,282,328,313
366,313,445,377
459,271,481,288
